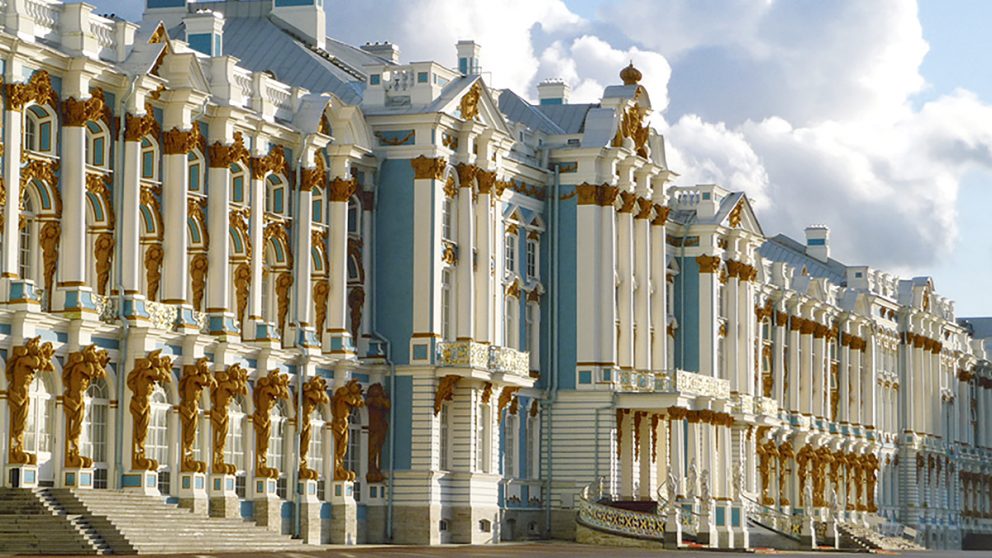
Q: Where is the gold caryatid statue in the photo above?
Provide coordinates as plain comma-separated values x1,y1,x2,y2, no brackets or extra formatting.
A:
178,357,216,473
210,363,249,475
63,345,109,468
365,383,391,483
331,379,365,481
6,337,56,465
127,349,173,471
252,370,290,479
298,376,329,480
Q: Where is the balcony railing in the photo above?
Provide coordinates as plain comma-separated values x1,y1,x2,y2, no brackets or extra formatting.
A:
436,341,531,378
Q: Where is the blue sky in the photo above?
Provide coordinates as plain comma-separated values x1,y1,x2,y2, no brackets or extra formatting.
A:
96,0,992,316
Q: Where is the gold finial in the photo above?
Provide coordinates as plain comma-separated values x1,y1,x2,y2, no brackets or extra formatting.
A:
620,61,642,85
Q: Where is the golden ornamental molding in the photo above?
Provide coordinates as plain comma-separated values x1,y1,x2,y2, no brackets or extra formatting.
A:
63,90,110,127
497,386,521,424
190,253,208,312
456,163,477,187
410,155,447,180
125,103,160,142
365,383,391,483
434,374,460,416
39,221,60,305
143,243,164,302
300,152,326,192
443,175,458,199
233,263,251,325
459,81,482,121
651,204,670,226
275,272,293,333
208,131,251,169
312,279,329,334
618,191,638,213
94,233,114,296
162,123,202,155
6,71,58,111
635,197,654,220
696,254,722,274
210,364,248,474
329,176,358,202
250,144,288,179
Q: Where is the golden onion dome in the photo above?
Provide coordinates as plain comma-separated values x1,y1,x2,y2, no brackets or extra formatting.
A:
620,62,642,85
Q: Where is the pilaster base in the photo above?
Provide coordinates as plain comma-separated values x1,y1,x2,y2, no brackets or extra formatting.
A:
323,329,355,357
253,496,282,533
122,470,159,495
207,312,241,337
177,472,208,515
328,481,357,544
6,464,39,489
209,474,240,518
59,286,99,318
61,468,94,490
300,500,322,544
6,278,41,306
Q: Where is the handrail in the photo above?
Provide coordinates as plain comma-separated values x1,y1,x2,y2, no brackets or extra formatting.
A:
741,494,802,542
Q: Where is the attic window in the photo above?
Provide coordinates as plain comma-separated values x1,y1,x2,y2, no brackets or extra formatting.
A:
418,72,428,83
370,74,381,85
567,139,580,146
702,192,711,200
855,272,863,278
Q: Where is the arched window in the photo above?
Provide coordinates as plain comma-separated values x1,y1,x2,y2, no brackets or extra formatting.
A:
141,138,160,181
24,105,55,154
85,121,109,168
24,375,53,454
312,187,324,224
82,378,110,466
225,396,246,472
265,174,287,215
230,164,246,204
148,387,170,469
187,150,204,193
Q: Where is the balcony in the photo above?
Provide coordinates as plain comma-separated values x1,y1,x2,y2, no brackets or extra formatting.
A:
436,341,531,378
616,369,730,399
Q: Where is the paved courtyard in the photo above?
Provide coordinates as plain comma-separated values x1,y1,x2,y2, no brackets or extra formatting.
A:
27,542,992,558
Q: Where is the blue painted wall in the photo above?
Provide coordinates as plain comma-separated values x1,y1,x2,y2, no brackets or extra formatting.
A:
554,187,577,390
374,159,415,365
674,254,700,372
389,375,413,470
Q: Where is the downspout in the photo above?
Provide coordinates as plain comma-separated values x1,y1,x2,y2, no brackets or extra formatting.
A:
112,74,140,488
543,161,560,535
291,133,314,539
366,160,398,542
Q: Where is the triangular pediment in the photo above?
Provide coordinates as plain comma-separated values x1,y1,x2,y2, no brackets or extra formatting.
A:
440,77,512,137
722,194,763,236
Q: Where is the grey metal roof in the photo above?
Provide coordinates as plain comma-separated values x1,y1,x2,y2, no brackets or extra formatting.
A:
497,90,565,135
220,16,365,104
759,234,847,285
536,103,596,134
960,317,992,339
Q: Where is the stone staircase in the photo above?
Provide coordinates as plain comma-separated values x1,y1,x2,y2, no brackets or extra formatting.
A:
838,522,925,552
47,488,306,554
0,488,110,555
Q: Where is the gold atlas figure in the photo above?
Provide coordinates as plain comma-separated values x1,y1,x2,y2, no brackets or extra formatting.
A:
127,349,173,470
298,376,330,480
63,345,110,468
6,337,56,465
177,357,216,473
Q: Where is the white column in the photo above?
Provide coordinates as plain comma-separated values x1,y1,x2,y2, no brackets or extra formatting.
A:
1,106,22,280
773,310,787,403
649,202,668,372
121,122,143,294
632,198,651,372
206,150,231,317
616,193,634,371
161,127,191,304
295,177,314,331
697,255,720,377
409,157,444,360
576,185,605,368
326,176,355,354
726,272,740,386
474,173,494,344
59,104,87,291
456,176,475,341
248,169,265,324
839,334,851,424
787,319,801,413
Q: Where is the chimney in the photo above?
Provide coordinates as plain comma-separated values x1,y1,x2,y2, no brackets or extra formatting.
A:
183,10,224,57
804,225,830,263
272,0,325,51
537,78,569,105
456,40,481,75
361,42,400,64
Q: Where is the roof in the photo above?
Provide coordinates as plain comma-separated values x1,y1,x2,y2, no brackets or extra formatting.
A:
220,16,370,104
497,90,565,135
960,317,992,340
759,234,847,285
536,103,596,134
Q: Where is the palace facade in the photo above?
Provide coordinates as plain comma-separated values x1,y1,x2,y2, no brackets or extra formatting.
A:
0,0,989,551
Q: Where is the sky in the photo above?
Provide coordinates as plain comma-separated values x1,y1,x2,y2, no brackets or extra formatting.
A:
95,0,992,317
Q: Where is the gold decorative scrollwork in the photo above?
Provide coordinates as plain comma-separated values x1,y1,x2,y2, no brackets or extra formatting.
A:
459,81,482,121
6,71,57,111
434,374,460,416
410,156,446,180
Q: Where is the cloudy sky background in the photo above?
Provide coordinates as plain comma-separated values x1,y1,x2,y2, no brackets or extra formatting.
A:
99,0,992,315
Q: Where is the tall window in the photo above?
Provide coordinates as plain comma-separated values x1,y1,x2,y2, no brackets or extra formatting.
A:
147,387,170,467
312,187,324,224
24,376,53,453
439,403,451,471
504,298,518,349
527,413,540,479
475,403,487,472
19,197,35,281
224,397,246,471
504,414,518,478
442,197,455,241
505,234,516,274
309,420,325,478
526,238,538,279
347,197,360,235
82,378,109,464
441,269,453,341
24,105,54,153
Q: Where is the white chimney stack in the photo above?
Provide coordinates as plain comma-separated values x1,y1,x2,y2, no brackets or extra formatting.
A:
804,225,830,263
361,41,400,64
456,40,481,75
537,78,570,105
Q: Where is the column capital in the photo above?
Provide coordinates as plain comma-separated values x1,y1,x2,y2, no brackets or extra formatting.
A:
410,155,446,180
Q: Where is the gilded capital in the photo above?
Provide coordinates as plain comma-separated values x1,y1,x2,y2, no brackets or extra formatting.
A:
63,94,106,127
411,155,447,180
696,254,722,273
329,177,358,202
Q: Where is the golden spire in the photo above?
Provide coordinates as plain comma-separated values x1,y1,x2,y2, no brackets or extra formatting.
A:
620,61,642,85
